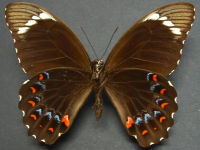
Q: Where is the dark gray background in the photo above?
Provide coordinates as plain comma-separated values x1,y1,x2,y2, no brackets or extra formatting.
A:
0,0,199,150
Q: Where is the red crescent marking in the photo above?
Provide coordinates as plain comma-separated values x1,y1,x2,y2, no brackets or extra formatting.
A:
30,87,36,93
48,128,54,132
160,116,166,123
160,89,166,95
30,114,37,120
161,103,169,109
153,75,158,82
39,74,44,80
126,116,134,128
28,101,35,107
62,115,70,127
142,130,148,135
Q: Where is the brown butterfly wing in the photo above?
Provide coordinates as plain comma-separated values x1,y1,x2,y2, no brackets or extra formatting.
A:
102,2,194,147
5,2,91,76
105,69,177,147
6,2,93,144
104,2,195,76
19,68,92,144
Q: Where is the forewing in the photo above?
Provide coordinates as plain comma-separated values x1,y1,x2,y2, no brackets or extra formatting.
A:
5,2,91,76
19,68,92,144
105,69,177,147
104,3,195,76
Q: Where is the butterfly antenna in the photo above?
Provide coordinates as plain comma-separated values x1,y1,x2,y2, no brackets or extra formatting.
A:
101,27,119,60
81,26,98,58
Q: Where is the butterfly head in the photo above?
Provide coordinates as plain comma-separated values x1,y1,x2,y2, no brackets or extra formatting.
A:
92,59,104,68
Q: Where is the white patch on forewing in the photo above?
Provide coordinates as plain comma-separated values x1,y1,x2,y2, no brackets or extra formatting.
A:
186,31,189,35
10,30,12,34
168,81,173,87
41,139,45,142
22,111,25,116
191,23,193,27
6,23,9,26
163,21,174,27
167,127,170,131
180,49,182,54
26,125,29,129
5,15,6,18
160,137,164,141
149,13,159,20
177,60,180,65
32,135,36,138
170,28,181,35
15,48,18,53
19,95,22,101
39,9,57,21
174,97,177,103
13,39,16,43
22,68,27,73
158,16,167,20
32,16,40,20
23,80,30,84
18,27,30,34
25,20,37,26
182,40,185,44
171,112,175,118
18,58,21,63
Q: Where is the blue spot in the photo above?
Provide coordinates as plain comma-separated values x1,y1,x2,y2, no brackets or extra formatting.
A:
144,113,152,123
135,117,143,126
44,112,52,120
156,98,163,104
34,96,41,102
54,115,61,123
43,72,50,79
150,83,160,91
147,73,153,81
35,109,42,116
154,111,161,117
35,82,46,90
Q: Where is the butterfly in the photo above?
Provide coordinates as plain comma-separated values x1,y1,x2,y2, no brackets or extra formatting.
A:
5,2,195,147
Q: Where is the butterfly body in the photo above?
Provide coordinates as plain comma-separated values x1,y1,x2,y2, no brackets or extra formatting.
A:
5,2,195,147
91,59,105,120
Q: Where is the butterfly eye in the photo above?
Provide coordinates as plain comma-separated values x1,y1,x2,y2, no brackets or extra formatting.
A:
100,60,104,65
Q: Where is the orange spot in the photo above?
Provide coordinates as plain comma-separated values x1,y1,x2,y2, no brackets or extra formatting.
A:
142,130,148,135
62,115,70,127
154,127,157,130
161,103,169,109
160,116,166,123
28,101,35,107
39,125,42,128
30,114,37,120
39,74,44,80
153,75,158,82
30,87,36,93
160,89,166,95
48,127,54,132
126,116,134,128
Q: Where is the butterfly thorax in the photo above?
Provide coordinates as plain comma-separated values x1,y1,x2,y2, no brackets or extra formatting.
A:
91,59,104,81
91,59,105,120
